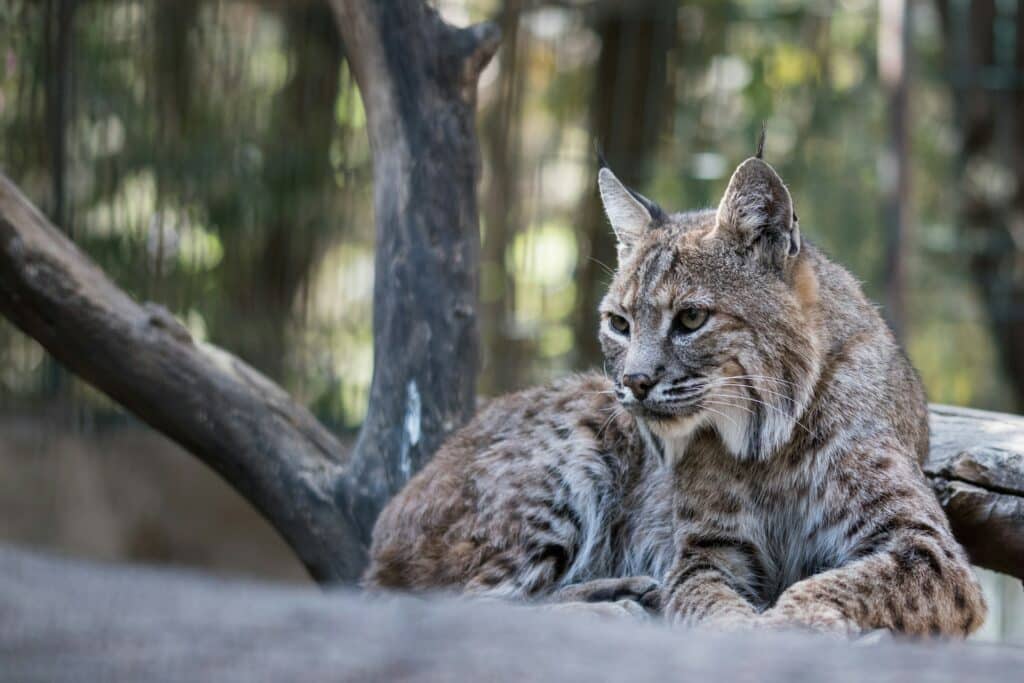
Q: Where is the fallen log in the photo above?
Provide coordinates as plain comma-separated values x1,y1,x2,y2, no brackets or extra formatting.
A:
0,545,1021,681
927,405,1024,579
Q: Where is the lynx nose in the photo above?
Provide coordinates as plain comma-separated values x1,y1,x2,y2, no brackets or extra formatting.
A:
623,373,656,400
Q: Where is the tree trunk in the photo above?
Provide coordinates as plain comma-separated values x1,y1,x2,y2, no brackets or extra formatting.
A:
573,2,675,369
878,0,911,342
479,0,527,396
216,3,343,381
43,0,75,233
938,0,1024,409
40,0,76,401
329,0,499,538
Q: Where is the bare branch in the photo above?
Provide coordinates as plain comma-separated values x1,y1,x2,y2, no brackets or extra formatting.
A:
0,174,367,582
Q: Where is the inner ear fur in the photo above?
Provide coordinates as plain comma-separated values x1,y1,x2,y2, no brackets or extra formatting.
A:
598,166,664,261
715,157,799,268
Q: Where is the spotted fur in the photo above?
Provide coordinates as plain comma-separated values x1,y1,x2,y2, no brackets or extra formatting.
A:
364,156,986,638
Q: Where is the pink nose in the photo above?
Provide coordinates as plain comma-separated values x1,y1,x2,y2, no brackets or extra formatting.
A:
623,373,656,400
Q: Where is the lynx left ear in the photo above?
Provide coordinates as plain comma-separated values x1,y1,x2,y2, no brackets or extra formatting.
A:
598,167,660,261
715,157,800,269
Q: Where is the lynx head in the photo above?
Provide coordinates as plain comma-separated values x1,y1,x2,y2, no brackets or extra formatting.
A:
597,155,821,462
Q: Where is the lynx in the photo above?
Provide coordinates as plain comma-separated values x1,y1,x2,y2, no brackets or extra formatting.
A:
364,148,986,637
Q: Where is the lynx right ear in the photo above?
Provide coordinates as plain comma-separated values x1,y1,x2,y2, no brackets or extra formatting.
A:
598,167,658,261
714,157,799,270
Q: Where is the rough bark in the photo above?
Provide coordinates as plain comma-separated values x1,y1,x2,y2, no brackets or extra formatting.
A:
3,545,1023,681
926,405,1024,578
329,0,499,537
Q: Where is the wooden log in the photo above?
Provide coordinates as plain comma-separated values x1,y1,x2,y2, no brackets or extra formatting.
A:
926,405,1024,579
1,545,1022,681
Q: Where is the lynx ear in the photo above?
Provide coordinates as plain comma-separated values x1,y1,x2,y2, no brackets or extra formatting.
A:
598,167,659,260
714,157,800,269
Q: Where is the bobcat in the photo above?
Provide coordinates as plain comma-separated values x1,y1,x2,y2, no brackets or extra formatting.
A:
364,149,987,637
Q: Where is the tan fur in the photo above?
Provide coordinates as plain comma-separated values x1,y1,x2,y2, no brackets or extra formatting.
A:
364,157,986,638
793,257,819,313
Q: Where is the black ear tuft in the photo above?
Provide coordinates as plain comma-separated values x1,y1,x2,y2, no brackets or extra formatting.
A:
626,187,667,225
595,145,666,226
594,140,609,171
755,122,767,160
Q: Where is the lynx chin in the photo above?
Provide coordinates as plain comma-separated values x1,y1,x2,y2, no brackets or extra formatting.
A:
364,148,986,638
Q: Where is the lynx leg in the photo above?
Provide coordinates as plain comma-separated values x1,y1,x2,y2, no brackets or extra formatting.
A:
549,576,662,612
760,489,986,638
662,547,760,630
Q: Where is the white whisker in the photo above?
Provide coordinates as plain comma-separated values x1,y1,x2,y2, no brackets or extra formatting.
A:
597,405,626,438
587,256,616,277
710,380,798,405
722,374,801,388
699,403,741,431
701,397,756,417
715,389,812,434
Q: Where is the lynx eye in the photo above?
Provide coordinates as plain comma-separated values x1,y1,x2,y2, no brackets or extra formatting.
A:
608,314,630,335
675,307,709,333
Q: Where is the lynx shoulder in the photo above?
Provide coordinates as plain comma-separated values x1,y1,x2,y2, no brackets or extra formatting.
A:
365,152,986,638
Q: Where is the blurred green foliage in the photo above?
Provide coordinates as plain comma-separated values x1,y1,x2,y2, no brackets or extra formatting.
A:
0,0,1016,432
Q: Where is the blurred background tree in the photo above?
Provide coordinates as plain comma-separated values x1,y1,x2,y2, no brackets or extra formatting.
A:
0,0,1021,639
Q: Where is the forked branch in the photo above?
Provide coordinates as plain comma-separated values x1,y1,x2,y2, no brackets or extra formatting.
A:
0,0,500,583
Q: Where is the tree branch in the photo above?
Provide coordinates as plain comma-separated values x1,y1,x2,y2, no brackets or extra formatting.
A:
0,0,499,583
0,174,364,582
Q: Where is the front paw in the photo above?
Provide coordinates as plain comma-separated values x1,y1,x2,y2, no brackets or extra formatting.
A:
701,613,761,633
758,605,860,638
551,576,662,613
544,598,651,621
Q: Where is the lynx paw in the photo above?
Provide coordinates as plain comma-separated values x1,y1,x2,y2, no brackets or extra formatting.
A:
544,598,650,621
758,605,860,639
550,576,662,613
699,613,761,633
853,629,894,647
